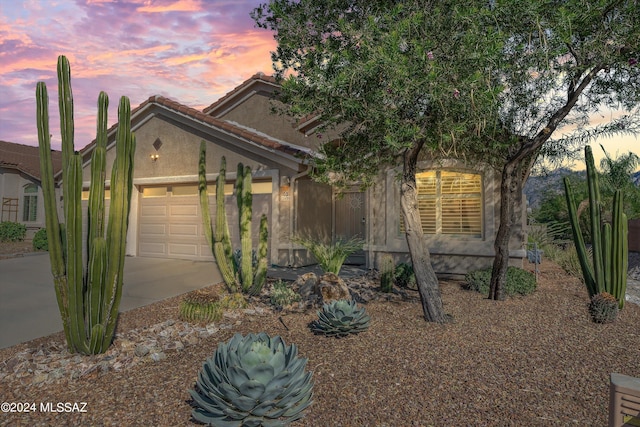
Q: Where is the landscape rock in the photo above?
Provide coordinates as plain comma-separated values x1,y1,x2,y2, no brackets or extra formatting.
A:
318,273,351,303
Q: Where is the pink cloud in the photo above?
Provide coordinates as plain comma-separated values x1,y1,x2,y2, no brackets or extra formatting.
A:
136,0,203,13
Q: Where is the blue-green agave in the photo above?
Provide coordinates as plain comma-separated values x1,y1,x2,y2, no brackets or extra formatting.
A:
190,332,313,426
311,299,371,337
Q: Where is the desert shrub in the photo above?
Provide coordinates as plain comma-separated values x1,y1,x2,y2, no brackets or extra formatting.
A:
32,228,48,251
0,221,26,242
270,279,300,307
394,262,416,288
465,266,536,297
589,292,619,323
293,235,363,275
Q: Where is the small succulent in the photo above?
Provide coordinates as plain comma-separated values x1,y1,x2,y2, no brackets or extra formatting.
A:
270,280,300,308
179,290,222,323
589,292,619,324
310,299,371,337
189,332,313,426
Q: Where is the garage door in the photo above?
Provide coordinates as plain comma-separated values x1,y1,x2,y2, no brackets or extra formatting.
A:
138,183,272,261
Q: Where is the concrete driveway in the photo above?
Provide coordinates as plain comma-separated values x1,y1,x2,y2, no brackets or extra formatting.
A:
0,253,220,349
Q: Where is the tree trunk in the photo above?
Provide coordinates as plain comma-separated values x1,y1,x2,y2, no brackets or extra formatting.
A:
489,161,518,300
401,144,448,322
489,152,533,300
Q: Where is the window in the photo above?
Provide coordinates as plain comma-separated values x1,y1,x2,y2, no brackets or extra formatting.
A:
402,171,482,237
22,184,38,222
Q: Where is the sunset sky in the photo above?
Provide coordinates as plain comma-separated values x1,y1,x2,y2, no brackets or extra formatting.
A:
0,0,638,169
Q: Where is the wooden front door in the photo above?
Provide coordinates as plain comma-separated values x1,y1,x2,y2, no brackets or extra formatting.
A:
333,191,366,265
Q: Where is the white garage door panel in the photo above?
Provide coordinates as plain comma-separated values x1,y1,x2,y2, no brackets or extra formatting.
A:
168,243,199,256
170,223,199,236
139,242,166,256
138,184,271,261
141,204,167,217
140,223,166,235
170,205,198,216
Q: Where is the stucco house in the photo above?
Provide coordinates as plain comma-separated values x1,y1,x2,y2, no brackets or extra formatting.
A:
0,140,62,237
75,73,526,276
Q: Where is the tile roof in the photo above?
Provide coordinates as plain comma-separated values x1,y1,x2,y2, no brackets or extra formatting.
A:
81,91,312,161
0,140,62,181
203,72,279,116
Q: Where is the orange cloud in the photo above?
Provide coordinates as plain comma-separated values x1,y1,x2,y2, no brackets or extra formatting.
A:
137,0,202,13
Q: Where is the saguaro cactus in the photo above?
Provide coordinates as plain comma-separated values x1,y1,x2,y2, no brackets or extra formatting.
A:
564,145,628,309
198,141,268,294
36,55,136,354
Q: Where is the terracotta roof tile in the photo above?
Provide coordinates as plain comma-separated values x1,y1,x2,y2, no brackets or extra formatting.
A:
0,140,62,181
80,94,312,162
150,95,310,160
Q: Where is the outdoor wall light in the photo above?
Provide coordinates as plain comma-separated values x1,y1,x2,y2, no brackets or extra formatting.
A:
150,153,159,162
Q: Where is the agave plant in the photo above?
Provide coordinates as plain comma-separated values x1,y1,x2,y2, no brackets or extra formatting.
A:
190,332,313,426
310,299,371,337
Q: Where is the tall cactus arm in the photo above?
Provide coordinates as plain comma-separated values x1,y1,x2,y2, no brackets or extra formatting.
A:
198,141,214,249
88,92,108,244
585,146,605,293
250,214,269,295
67,153,88,353
564,177,597,296
214,157,238,292
102,96,136,351
36,81,72,348
238,164,254,292
57,56,74,168
86,92,108,328
611,190,628,309
198,141,236,290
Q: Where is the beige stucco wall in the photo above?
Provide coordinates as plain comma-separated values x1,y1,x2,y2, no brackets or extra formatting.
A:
367,159,526,277
0,167,48,234
217,90,343,153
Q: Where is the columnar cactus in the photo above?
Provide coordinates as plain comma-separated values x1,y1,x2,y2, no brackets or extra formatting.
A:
379,253,395,293
198,141,268,294
564,145,628,309
36,55,136,354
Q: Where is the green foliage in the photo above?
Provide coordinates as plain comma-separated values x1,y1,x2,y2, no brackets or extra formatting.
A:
32,228,48,251
179,290,222,323
36,55,136,354
252,0,506,187
310,299,371,337
564,146,628,309
465,267,536,297
293,235,363,275
0,221,26,242
394,262,416,289
270,280,300,308
198,143,269,295
379,254,395,293
189,332,313,426
589,292,619,324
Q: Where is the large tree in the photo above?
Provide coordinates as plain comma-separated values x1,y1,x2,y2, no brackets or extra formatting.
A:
253,0,506,322
484,0,640,299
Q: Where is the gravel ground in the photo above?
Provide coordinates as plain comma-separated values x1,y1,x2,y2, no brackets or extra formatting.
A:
1,256,639,426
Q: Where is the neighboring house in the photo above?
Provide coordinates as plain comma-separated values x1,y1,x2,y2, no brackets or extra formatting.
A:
75,73,526,276
0,140,62,237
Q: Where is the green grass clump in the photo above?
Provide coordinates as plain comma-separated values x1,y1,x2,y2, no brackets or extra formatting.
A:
464,266,536,297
